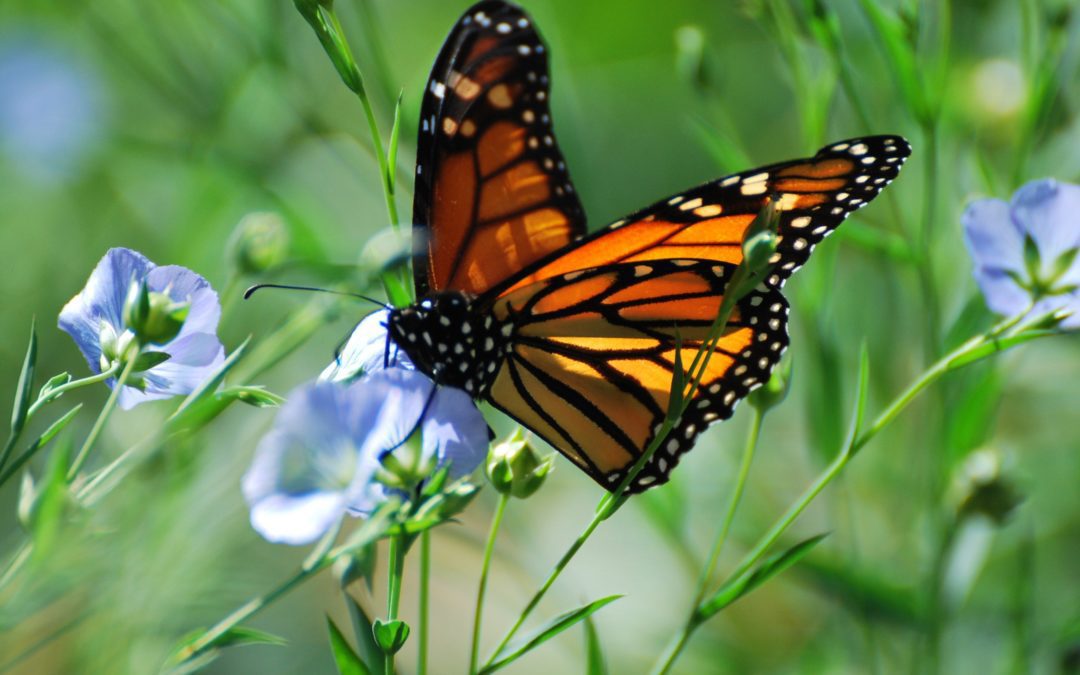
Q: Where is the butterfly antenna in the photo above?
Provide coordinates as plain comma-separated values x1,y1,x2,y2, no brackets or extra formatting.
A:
243,283,391,309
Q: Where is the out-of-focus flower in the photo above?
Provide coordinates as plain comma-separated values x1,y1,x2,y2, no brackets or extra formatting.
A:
226,212,290,276
0,36,103,181
320,309,412,384
244,370,488,545
242,381,386,545
949,448,1023,525
962,179,1080,328
58,248,224,409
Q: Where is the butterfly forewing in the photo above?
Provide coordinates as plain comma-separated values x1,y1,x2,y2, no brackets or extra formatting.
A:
490,135,911,297
485,259,788,491
413,0,586,297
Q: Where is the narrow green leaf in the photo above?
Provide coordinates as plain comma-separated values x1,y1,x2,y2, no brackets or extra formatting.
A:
327,616,371,675
171,337,251,418
667,329,686,422
221,386,286,408
205,626,287,649
166,625,287,670
0,405,84,487
386,89,404,194
11,319,37,436
345,596,383,670
584,615,608,675
483,595,622,673
700,534,828,619
132,350,172,371
29,434,72,556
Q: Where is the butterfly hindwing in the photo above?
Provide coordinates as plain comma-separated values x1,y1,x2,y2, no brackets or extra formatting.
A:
413,0,586,297
492,135,911,296
485,259,789,491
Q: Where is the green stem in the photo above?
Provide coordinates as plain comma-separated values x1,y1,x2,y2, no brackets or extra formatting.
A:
384,534,405,675
181,559,327,658
0,364,122,476
470,493,510,674
648,308,1048,674
694,408,764,603
26,364,121,420
418,530,431,675
66,356,138,482
653,408,764,675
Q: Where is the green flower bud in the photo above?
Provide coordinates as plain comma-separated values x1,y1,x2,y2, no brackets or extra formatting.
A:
122,280,189,345
748,355,792,412
674,25,709,91
486,432,554,499
227,212,290,276
950,449,1023,525
372,618,410,655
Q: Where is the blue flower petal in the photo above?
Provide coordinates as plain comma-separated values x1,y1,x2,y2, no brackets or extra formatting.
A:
424,386,489,478
962,197,1024,276
320,310,413,383
1010,179,1080,278
59,248,154,373
146,264,221,339
243,382,386,545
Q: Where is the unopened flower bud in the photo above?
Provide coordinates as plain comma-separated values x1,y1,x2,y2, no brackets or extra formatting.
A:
227,212,289,276
487,432,553,499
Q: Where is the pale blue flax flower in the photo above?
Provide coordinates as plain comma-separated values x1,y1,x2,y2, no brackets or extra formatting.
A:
320,309,412,383
58,247,224,409
962,179,1080,328
243,371,488,545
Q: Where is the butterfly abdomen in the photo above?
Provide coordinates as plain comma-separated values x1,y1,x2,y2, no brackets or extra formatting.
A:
389,293,512,396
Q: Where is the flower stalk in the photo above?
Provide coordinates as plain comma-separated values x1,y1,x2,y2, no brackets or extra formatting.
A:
66,353,138,482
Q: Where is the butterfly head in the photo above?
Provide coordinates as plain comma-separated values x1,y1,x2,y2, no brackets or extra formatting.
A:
387,292,508,397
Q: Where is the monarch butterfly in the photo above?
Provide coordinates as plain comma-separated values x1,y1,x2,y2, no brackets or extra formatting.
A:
387,0,910,492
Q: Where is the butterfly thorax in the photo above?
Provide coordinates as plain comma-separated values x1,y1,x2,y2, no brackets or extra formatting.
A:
388,292,511,397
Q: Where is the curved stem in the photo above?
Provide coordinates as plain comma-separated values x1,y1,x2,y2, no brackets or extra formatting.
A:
27,363,122,420
653,408,765,675
66,356,137,482
470,493,510,674
0,364,123,476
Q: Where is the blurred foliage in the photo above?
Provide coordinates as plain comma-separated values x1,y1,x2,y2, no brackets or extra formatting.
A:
0,0,1078,673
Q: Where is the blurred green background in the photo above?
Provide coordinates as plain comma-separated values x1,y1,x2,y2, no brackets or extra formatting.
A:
1,0,1078,673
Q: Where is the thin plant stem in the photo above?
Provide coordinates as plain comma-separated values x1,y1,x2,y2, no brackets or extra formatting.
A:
66,356,138,482
0,364,122,476
418,530,431,675
652,408,765,675
696,408,764,603
470,493,510,674
26,364,121,420
385,533,405,675
648,307,1047,673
